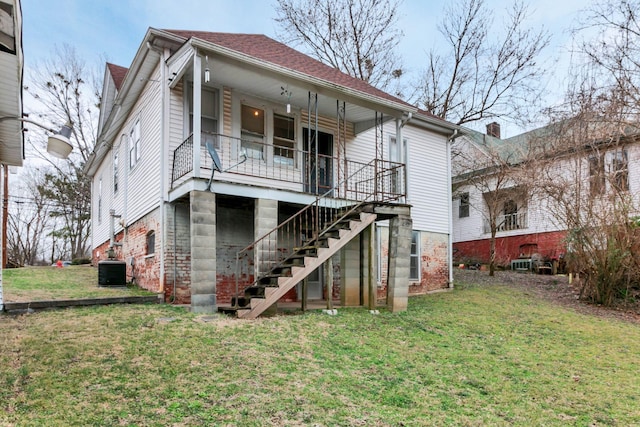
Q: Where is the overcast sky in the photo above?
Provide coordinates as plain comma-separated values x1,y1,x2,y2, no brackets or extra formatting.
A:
21,0,593,136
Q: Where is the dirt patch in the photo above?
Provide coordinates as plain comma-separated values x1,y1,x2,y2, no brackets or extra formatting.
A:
454,269,640,324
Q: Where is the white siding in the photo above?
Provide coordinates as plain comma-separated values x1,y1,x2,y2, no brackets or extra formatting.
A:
92,66,163,249
404,124,450,234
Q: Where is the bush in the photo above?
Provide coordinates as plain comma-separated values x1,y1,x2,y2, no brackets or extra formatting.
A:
72,257,92,265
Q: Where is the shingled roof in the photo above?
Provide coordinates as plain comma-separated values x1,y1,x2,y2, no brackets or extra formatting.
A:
164,30,414,109
106,62,128,91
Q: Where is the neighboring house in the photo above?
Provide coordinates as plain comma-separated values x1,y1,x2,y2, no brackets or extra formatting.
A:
451,121,636,269
85,28,458,317
0,0,23,311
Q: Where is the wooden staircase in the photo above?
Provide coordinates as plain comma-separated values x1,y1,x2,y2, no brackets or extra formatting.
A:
218,210,376,319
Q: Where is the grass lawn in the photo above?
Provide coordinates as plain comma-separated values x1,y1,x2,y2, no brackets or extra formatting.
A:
2,266,155,302
1,280,639,426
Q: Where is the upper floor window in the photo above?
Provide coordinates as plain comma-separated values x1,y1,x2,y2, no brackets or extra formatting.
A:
589,155,605,196
189,86,219,148
273,114,295,166
97,177,103,224
113,148,119,194
241,105,265,160
459,192,470,218
611,150,629,192
129,119,141,169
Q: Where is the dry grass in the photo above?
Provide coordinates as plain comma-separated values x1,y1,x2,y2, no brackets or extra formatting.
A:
1,279,640,426
2,265,154,302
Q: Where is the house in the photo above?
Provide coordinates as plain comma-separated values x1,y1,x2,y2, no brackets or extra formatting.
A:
85,28,458,317
451,120,636,270
0,0,23,311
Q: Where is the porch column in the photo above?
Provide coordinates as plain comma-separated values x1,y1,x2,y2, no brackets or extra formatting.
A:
192,53,202,178
340,236,360,306
190,190,216,313
387,214,412,312
254,199,278,278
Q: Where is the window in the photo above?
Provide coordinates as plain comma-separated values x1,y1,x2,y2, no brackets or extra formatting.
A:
129,119,141,168
241,105,264,160
410,231,420,281
389,136,407,194
503,199,518,230
589,155,605,196
611,150,629,191
459,192,470,218
113,149,119,193
146,230,155,255
273,114,295,166
97,178,102,223
189,86,219,148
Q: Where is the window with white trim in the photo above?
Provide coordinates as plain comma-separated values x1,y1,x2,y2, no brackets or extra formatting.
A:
241,104,265,160
113,148,119,194
273,114,295,166
410,231,420,281
97,177,103,224
459,192,469,218
129,119,141,169
189,86,219,148
611,150,629,191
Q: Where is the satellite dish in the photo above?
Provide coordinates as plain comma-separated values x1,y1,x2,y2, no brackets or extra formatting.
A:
206,142,222,171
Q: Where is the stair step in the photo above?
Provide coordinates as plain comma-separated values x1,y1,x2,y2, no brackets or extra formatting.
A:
218,306,242,315
231,295,251,307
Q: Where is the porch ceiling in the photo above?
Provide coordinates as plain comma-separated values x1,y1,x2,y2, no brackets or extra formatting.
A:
184,51,409,125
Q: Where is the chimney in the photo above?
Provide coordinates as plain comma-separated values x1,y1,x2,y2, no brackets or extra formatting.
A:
486,122,501,139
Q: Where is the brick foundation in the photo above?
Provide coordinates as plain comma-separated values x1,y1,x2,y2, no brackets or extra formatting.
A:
92,209,162,294
453,230,567,267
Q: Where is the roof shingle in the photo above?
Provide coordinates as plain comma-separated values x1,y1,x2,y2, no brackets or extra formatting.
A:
164,30,413,108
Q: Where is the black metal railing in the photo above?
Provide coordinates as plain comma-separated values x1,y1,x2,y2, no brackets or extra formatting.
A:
170,132,406,202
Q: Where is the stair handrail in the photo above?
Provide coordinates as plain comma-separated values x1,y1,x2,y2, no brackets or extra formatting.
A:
234,158,392,306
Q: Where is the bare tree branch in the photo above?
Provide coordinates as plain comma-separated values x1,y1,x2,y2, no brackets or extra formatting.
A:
274,0,405,92
417,0,549,126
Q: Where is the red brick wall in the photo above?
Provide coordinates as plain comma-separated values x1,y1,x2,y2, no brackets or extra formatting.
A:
92,211,163,295
453,230,567,266
377,227,450,299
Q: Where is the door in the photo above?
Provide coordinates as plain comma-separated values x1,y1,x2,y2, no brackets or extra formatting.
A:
304,128,333,194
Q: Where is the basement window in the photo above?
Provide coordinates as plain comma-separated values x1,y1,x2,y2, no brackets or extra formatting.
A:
410,231,420,281
146,230,155,256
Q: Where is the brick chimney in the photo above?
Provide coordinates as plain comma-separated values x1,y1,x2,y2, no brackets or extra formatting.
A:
486,122,501,139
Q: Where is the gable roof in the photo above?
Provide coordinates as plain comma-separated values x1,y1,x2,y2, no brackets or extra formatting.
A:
164,30,416,111
106,62,128,90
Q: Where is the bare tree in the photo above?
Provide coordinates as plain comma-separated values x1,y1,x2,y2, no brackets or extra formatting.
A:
417,0,549,126
531,0,640,306
453,135,531,276
22,44,98,259
6,169,53,266
532,89,640,305
274,0,404,92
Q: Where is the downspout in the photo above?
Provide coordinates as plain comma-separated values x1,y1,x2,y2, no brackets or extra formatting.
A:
147,41,168,295
447,129,460,288
158,46,168,295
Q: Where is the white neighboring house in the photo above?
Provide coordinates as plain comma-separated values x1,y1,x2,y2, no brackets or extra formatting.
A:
451,122,637,270
0,0,23,311
85,28,458,317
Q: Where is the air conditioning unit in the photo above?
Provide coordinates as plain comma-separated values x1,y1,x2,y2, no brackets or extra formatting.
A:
98,260,127,287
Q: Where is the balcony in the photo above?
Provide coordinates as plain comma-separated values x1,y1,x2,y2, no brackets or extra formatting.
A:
171,132,405,202
483,211,528,234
